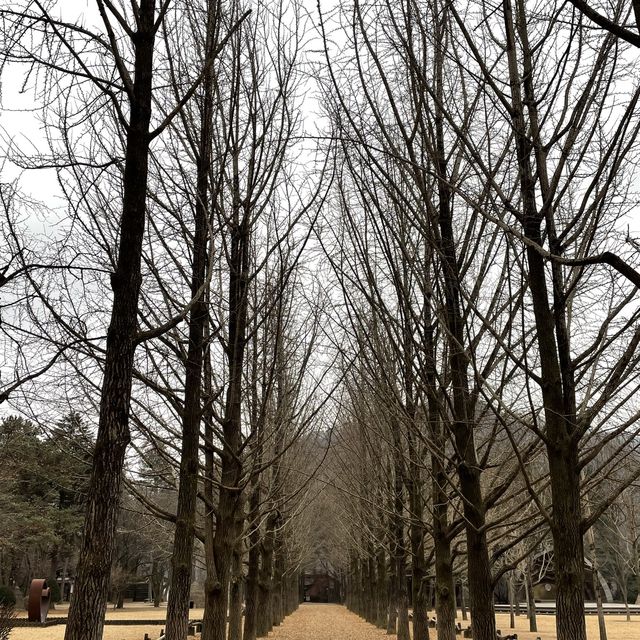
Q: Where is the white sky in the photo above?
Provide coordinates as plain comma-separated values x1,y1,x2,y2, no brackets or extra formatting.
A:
2,0,640,419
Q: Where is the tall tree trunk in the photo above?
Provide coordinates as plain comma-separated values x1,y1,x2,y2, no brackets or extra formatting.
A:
260,340,288,632
376,546,388,629
392,456,410,640
435,146,494,640
293,572,301,611
508,573,515,629
585,502,608,640
243,305,265,640
459,579,467,621
202,334,219,640
386,556,397,635
525,558,537,633
272,533,285,627
243,465,262,640
228,540,244,640
243,496,261,640
203,457,245,640
257,515,277,637
402,317,428,640
502,1,586,637
395,557,410,640
202,136,251,640
364,549,376,624
408,458,429,640
422,271,456,640
635,539,640,605
432,449,456,640
361,554,369,620
459,494,495,640
621,579,630,622
636,545,640,605
431,11,495,637
151,558,163,607
64,5,156,639
548,444,586,639
292,573,300,612
348,556,357,613
164,2,215,633
433,525,455,640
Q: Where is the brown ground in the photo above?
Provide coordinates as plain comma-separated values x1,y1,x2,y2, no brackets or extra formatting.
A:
10,602,202,640
15,602,206,619
8,602,640,640
492,610,639,640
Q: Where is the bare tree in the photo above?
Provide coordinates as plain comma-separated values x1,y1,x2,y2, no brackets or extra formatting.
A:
0,3,245,638
444,2,640,638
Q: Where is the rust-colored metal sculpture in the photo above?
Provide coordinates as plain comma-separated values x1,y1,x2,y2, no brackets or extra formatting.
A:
27,578,50,623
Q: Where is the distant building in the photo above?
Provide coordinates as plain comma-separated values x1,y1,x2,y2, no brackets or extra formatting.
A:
303,571,341,603
528,550,596,602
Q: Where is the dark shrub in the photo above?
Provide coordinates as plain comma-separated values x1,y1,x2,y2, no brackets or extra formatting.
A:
0,587,15,607
48,579,61,604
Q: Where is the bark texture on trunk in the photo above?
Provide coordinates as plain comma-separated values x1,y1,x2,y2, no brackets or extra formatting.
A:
64,5,156,640
548,448,586,640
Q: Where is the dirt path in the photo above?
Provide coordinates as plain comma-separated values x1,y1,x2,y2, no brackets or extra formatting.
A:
267,604,389,640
